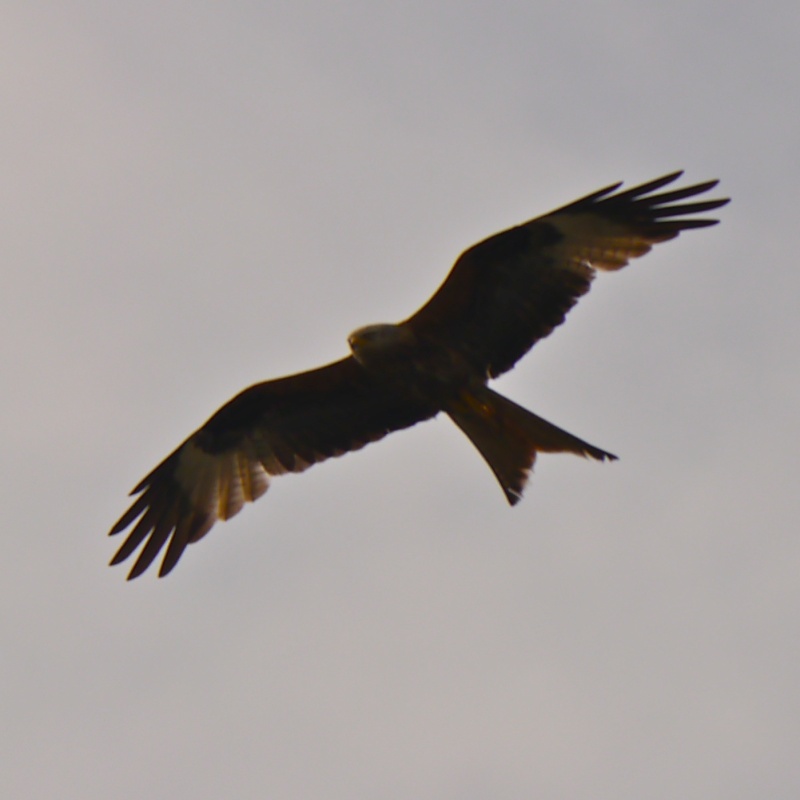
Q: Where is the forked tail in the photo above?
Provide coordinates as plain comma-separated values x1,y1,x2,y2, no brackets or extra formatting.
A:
446,387,616,505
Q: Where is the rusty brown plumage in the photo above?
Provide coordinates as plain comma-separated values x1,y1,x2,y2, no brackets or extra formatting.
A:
109,172,728,578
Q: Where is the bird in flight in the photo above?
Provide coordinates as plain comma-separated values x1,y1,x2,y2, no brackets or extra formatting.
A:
109,171,728,579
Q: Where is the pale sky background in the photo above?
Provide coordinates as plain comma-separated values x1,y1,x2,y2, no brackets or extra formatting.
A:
2,2,798,798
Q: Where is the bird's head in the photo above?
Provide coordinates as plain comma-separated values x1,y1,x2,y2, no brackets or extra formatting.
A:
348,323,417,369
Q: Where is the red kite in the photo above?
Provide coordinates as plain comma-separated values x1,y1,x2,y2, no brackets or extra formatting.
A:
109,172,727,579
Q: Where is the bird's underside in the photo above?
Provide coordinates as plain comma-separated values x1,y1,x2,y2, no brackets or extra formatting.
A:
109,171,728,578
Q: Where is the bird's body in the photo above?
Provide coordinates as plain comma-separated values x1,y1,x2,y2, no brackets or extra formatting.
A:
109,172,728,578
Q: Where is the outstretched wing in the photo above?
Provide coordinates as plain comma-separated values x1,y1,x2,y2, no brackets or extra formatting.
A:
406,172,729,378
109,357,438,579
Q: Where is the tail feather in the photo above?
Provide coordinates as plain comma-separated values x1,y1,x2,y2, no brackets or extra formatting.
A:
446,387,616,505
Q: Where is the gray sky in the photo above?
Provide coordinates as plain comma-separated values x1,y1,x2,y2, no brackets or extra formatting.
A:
3,2,798,798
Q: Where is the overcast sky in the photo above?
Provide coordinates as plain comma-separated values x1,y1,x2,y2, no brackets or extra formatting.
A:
3,2,799,798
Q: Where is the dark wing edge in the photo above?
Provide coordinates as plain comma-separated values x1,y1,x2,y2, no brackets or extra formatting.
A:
405,171,729,377
109,357,438,579
549,170,730,249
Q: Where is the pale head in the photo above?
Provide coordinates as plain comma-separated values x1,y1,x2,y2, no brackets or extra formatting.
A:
347,323,417,368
